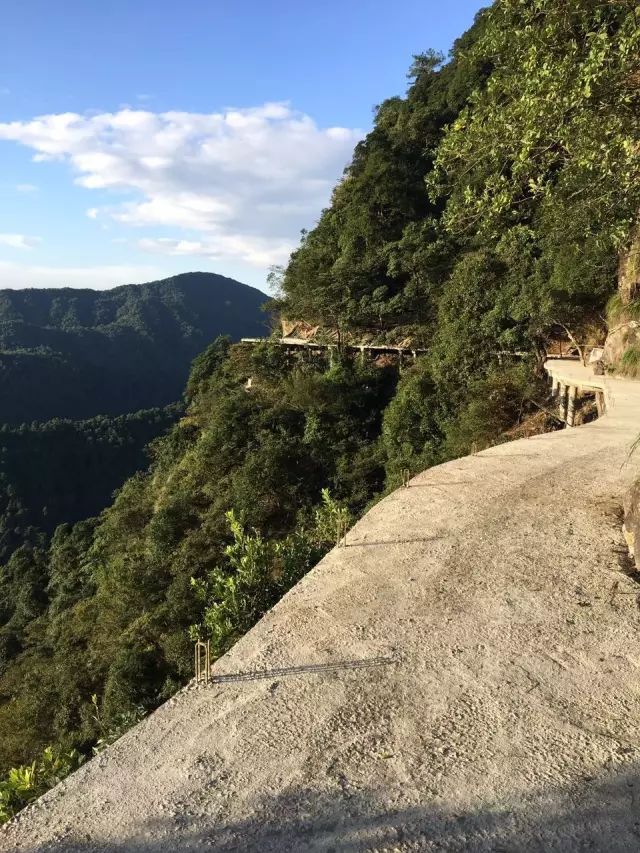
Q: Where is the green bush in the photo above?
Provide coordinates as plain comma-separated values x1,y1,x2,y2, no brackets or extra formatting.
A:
621,346,640,379
382,359,443,486
0,746,84,824
442,364,542,458
90,694,145,755
190,491,350,656
101,626,167,724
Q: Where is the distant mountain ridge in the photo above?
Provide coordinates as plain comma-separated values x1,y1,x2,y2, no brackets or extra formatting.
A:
0,271,269,424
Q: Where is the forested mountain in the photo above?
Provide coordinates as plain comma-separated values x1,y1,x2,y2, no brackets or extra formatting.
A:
0,406,180,565
1,0,639,820
0,272,268,424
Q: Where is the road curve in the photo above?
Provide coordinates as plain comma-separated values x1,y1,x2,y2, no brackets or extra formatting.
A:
4,361,640,853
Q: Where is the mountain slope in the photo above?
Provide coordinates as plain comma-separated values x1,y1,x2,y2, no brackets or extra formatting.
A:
0,272,268,424
4,364,640,852
0,406,180,560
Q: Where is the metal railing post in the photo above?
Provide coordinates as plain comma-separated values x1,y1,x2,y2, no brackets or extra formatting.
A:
194,640,211,685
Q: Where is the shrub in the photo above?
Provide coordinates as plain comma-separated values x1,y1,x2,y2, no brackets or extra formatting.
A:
382,359,443,486
0,746,84,824
442,364,541,458
621,346,640,379
190,494,349,657
90,694,145,755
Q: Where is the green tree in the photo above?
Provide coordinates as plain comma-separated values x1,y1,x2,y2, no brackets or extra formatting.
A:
433,0,640,268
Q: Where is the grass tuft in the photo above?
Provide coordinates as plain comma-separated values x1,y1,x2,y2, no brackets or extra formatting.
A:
620,345,640,378
607,293,640,325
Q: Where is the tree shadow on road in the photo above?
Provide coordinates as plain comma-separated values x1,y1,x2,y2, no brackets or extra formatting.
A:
11,761,640,853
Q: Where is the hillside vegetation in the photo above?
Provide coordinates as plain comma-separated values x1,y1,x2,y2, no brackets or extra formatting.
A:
0,271,268,424
0,406,180,563
1,0,639,820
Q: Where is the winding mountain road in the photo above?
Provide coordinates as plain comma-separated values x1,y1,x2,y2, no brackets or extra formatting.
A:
4,361,640,853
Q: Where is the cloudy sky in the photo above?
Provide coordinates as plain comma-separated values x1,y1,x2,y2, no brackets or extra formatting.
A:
0,0,484,292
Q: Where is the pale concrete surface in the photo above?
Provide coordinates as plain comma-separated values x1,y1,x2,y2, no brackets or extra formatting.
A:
4,360,640,853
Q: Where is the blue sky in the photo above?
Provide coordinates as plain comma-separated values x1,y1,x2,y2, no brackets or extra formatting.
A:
0,0,486,292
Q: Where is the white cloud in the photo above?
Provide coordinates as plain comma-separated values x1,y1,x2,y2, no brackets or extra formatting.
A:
16,183,38,192
0,233,41,249
0,104,361,268
0,260,164,290
138,234,295,268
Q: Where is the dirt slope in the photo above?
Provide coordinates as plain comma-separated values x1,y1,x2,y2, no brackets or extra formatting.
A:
4,362,640,853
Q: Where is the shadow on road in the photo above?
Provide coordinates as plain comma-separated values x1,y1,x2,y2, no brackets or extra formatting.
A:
12,761,640,852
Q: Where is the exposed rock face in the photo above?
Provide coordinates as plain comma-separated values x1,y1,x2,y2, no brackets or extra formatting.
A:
602,224,640,371
603,319,640,369
619,224,640,305
624,479,640,565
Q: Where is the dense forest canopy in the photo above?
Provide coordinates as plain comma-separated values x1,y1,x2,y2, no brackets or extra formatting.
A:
0,272,268,424
0,406,180,563
2,0,640,819
278,1,639,347
435,0,640,246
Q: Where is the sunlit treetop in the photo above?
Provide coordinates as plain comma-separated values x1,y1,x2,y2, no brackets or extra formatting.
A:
433,0,640,248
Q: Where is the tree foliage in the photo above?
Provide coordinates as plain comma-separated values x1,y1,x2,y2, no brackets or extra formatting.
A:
434,1,640,245
278,19,493,332
0,746,84,824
